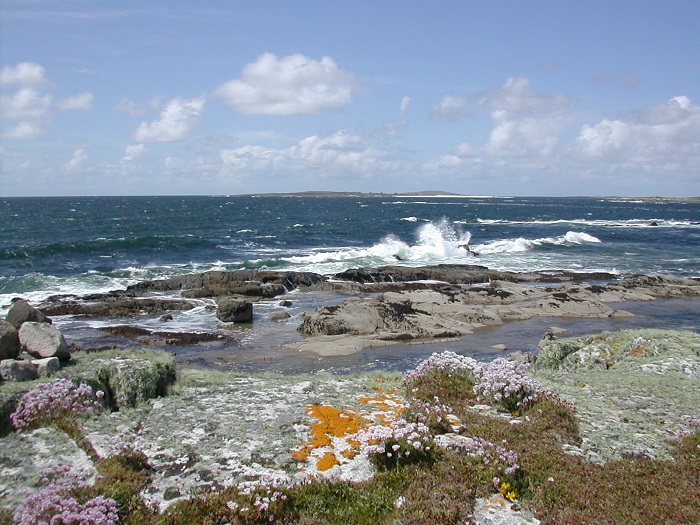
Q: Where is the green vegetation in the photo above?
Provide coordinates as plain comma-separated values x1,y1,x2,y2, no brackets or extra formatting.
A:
3,330,699,524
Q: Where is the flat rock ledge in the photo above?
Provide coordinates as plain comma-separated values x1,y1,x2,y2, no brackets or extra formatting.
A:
293,274,700,355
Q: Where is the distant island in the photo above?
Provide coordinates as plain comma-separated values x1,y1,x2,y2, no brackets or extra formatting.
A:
244,190,700,203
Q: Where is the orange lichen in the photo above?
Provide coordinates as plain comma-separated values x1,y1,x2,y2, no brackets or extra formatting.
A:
628,340,650,356
307,405,366,448
292,445,312,462
357,394,407,414
316,451,340,471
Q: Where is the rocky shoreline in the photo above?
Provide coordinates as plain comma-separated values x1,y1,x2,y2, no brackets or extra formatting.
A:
24,265,700,358
0,265,699,523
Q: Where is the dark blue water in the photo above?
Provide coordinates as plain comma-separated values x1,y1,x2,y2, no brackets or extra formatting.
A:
1,195,699,372
1,195,699,308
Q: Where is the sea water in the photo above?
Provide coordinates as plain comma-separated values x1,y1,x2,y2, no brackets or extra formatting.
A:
1,195,699,371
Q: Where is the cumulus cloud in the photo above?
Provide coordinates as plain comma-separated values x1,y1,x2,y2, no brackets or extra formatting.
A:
428,77,572,158
133,96,205,142
0,62,49,87
2,121,45,140
476,76,571,115
64,148,88,172
1,88,53,121
214,53,359,116
572,95,700,167
122,143,147,163
220,130,401,179
430,95,470,121
57,92,94,110
1,62,94,139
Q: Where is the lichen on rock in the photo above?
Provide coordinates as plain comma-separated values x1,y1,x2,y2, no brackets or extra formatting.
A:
532,329,700,463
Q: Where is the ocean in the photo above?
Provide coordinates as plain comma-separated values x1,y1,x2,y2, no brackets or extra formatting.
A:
2,195,699,372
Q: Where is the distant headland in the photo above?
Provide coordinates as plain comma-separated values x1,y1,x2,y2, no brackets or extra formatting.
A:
243,190,700,203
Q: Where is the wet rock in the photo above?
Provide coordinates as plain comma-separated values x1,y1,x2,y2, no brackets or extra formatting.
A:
98,326,235,346
0,320,20,360
269,311,291,321
18,322,70,361
38,297,196,318
6,299,51,328
217,298,253,323
127,270,325,298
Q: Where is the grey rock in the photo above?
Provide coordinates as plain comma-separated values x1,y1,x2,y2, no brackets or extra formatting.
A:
34,357,61,377
18,322,70,361
0,320,20,360
0,357,60,381
0,359,38,381
269,311,291,321
6,299,51,328
217,298,253,323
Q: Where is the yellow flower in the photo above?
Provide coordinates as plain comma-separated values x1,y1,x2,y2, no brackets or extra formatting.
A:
505,490,518,501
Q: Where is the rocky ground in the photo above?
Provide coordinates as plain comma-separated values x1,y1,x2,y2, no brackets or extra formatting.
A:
1,266,699,523
1,328,698,523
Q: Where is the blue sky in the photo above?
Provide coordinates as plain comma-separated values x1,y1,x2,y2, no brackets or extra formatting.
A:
1,0,699,197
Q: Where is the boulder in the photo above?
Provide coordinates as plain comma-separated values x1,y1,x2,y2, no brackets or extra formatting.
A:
18,322,70,361
0,320,21,360
0,359,38,381
269,311,291,322
33,357,61,376
217,298,253,323
6,299,51,328
0,357,60,381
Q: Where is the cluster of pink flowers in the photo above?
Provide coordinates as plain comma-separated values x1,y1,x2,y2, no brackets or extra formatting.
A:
227,471,291,522
473,358,543,413
352,418,435,469
402,351,477,385
408,396,455,433
445,436,520,477
101,427,147,459
13,464,119,525
11,379,105,430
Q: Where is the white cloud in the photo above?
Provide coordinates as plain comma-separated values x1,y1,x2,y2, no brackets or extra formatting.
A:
572,95,700,168
214,53,359,116
0,88,52,120
220,130,401,180
1,62,94,139
476,76,571,115
2,121,45,139
0,62,49,87
64,149,88,172
133,96,205,142
430,95,469,121
122,143,147,163
57,92,94,110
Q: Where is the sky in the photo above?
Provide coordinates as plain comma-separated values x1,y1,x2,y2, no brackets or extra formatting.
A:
1,0,699,197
